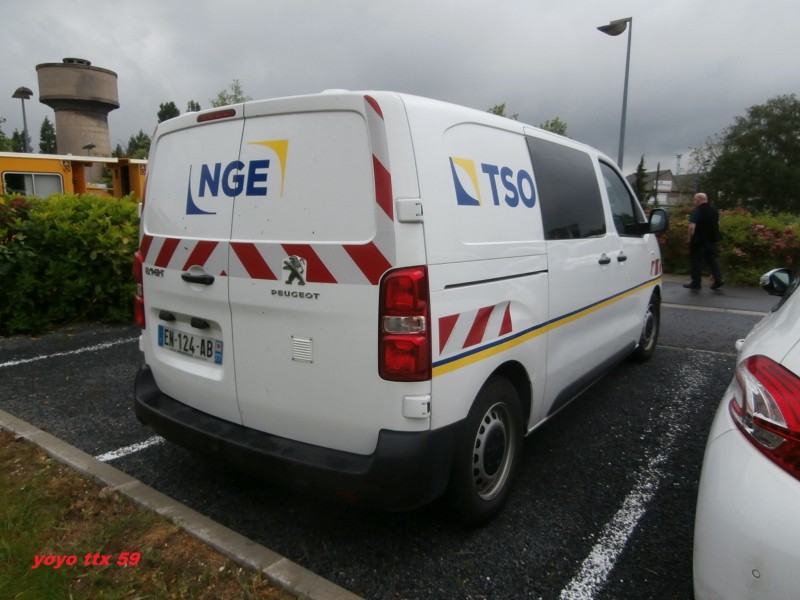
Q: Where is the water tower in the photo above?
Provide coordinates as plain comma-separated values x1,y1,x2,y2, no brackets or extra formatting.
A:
36,58,119,181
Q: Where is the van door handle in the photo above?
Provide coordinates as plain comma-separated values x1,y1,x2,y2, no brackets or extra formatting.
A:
598,253,612,265
181,272,215,285
617,252,628,262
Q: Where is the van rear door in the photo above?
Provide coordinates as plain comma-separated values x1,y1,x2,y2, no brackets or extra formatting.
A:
140,109,244,425
228,95,401,455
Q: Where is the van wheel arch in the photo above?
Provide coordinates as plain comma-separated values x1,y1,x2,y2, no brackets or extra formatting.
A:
489,361,532,423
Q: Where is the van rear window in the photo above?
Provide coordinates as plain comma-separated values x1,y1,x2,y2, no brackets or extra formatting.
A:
527,138,606,240
233,111,376,244
145,110,377,245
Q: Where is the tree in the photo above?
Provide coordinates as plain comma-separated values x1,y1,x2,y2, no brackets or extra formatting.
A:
158,101,180,123
39,117,56,154
187,100,201,112
689,133,724,185
11,129,29,153
211,80,251,107
633,156,648,204
0,118,11,151
487,103,518,120
115,130,151,159
703,94,800,211
539,117,568,136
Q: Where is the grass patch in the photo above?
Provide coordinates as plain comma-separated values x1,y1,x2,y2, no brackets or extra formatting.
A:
0,429,295,599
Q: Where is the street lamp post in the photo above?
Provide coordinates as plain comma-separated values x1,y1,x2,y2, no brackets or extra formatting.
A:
597,17,632,170
12,86,33,153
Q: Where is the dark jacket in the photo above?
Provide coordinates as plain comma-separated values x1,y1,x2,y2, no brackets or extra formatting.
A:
689,203,721,245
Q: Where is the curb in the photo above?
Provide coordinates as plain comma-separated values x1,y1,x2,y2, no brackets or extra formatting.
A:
0,408,361,600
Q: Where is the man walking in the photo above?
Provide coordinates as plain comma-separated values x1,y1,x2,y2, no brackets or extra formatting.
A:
685,192,724,290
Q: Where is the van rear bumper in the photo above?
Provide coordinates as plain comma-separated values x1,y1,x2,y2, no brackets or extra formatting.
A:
134,365,461,511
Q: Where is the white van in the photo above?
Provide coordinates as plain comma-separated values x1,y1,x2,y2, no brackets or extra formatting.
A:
134,91,668,525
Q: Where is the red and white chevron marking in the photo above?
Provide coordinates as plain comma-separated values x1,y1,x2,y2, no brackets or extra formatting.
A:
139,235,227,275
438,302,513,356
364,95,393,223
363,94,396,269
229,241,393,285
140,235,395,285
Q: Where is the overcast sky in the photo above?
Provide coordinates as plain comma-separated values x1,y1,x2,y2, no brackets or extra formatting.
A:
3,0,798,175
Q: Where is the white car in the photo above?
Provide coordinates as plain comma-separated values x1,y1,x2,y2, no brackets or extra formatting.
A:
694,268,800,599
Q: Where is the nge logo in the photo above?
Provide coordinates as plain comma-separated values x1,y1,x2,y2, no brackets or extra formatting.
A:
449,156,536,209
186,139,288,215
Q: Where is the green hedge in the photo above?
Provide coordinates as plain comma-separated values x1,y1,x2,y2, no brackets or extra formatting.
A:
0,193,139,334
659,206,800,285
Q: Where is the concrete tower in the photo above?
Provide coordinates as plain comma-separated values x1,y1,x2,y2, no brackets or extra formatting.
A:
36,58,119,181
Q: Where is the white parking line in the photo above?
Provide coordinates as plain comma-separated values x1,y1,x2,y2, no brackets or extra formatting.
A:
0,337,138,369
663,302,767,317
95,436,165,462
558,363,702,599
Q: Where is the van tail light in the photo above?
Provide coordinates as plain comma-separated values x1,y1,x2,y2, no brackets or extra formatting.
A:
379,266,431,381
197,108,236,122
133,250,146,329
729,355,800,481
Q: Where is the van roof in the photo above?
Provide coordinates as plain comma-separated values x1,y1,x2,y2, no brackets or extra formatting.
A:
154,89,612,168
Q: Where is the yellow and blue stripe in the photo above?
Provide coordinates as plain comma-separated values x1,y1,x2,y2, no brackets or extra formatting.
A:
432,276,661,377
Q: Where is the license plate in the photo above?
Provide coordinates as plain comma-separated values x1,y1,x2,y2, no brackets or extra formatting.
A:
158,325,223,364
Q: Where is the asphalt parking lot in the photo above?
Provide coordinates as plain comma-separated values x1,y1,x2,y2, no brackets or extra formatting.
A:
0,278,778,599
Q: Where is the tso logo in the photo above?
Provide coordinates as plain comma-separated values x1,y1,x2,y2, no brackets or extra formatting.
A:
449,156,536,208
186,139,288,215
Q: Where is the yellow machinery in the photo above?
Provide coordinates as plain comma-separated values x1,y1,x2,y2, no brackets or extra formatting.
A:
0,152,146,200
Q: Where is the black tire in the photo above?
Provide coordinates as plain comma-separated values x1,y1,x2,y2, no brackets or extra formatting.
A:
447,376,523,527
631,292,660,362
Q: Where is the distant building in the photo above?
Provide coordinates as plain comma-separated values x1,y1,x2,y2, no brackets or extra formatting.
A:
36,58,119,181
627,169,701,206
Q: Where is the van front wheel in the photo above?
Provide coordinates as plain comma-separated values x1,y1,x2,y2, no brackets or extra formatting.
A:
447,377,522,526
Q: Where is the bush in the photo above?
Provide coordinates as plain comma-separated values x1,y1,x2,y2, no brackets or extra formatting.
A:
0,193,139,334
659,206,800,285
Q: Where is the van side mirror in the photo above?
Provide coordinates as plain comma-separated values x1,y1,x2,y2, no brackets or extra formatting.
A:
648,208,669,234
760,268,794,297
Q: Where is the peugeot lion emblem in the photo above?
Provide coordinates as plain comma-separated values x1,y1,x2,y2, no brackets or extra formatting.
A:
283,255,307,286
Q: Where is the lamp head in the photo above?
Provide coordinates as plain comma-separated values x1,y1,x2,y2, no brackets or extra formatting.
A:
12,86,33,100
597,17,631,37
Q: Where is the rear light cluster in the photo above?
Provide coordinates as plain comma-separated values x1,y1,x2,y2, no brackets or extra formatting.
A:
133,251,145,329
729,354,800,480
379,266,431,381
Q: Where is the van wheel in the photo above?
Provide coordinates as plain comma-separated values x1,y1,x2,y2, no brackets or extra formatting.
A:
447,377,522,527
631,292,660,362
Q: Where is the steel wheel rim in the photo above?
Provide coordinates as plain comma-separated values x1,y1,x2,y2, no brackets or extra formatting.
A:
641,303,657,351
472,402,515,500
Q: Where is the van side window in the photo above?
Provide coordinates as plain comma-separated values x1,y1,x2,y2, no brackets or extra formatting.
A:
526,137,606,240
599,161,647,236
